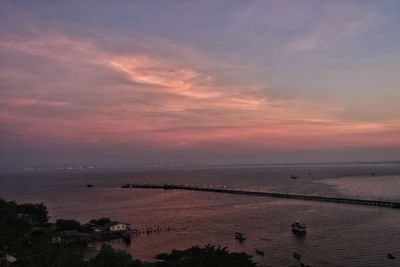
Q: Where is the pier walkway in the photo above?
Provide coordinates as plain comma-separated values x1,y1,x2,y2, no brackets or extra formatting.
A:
121,183,400,209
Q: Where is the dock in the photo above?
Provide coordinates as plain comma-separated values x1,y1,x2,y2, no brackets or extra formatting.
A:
121,184,400,209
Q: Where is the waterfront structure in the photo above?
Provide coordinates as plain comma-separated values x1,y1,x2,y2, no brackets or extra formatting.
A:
108,222,128,232
122,183,400,209
51,231,91,246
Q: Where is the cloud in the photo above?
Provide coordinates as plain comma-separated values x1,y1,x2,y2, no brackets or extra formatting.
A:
0,30,399,159
1,97,69,107
288,2,387,51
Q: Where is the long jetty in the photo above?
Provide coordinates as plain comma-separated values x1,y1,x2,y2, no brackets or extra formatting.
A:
121,183,400,209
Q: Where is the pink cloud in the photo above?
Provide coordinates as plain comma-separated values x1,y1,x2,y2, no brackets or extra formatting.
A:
2,97,70,107
1,32,399,153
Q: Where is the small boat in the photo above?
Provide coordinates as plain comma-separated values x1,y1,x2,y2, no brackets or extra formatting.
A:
121,230,132,245
255,249,264,256
387,253,396,260
290,174,298,179
235,236,246,242
293,252,301,260
391,204,400,209
122,235,131,245
163,184,174,190
235,232,246,241
291,221,306,235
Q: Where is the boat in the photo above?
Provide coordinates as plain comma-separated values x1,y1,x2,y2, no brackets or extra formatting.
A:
120,229,133,245
122,234,131,245
234,232,246,242
387,253,396,260
290,174,298,179
163,184,174,190
391,204,400,209
293,252,301,260
87,184,94,188
291,221,306,235
255,249,264,256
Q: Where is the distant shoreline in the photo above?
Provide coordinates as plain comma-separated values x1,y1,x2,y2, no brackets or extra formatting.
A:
1,160,399,174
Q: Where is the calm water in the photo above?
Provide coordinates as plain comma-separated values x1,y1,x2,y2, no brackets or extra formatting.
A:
1,164,400,267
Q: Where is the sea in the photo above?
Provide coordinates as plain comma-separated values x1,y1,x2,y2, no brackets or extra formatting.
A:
1,164,400,267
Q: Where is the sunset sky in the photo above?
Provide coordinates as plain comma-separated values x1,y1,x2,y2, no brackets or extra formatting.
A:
1,0,400,167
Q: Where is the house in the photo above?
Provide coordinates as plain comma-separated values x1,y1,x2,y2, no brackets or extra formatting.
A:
107,222,129,232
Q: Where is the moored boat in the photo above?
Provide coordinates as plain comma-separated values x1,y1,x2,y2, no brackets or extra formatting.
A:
255,248,264,256
234,232,246,241
291,221,306,235
387,253,395,260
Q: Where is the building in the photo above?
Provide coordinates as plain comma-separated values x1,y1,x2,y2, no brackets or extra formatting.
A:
108,222,128,232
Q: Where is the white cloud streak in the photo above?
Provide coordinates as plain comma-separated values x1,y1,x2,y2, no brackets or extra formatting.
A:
288,2,387,51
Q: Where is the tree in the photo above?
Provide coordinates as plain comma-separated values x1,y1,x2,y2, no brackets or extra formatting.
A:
86,244,144,267
89,218,111,227
17,203,48,225
155,245,259,267
55,219,83,231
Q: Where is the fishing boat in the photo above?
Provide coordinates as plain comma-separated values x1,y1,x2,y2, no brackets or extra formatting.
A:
234,232,246,241
291,221,306,235
255,248,264,256
387,253,396,260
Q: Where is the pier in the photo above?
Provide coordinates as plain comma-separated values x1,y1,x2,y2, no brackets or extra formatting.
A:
121,183,400,209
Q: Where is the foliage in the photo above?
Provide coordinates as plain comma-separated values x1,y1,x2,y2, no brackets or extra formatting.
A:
154,245,259,267
86,244,144,267
55,219,84,232
0,199,37,254
16,203,48,225
0,198,89,267
89,218,111,227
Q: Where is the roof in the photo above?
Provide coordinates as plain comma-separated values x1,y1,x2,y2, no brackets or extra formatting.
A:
5,254,17,263
107,222,129,227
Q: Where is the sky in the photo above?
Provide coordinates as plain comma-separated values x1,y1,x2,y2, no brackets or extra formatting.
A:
1,0,400,167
